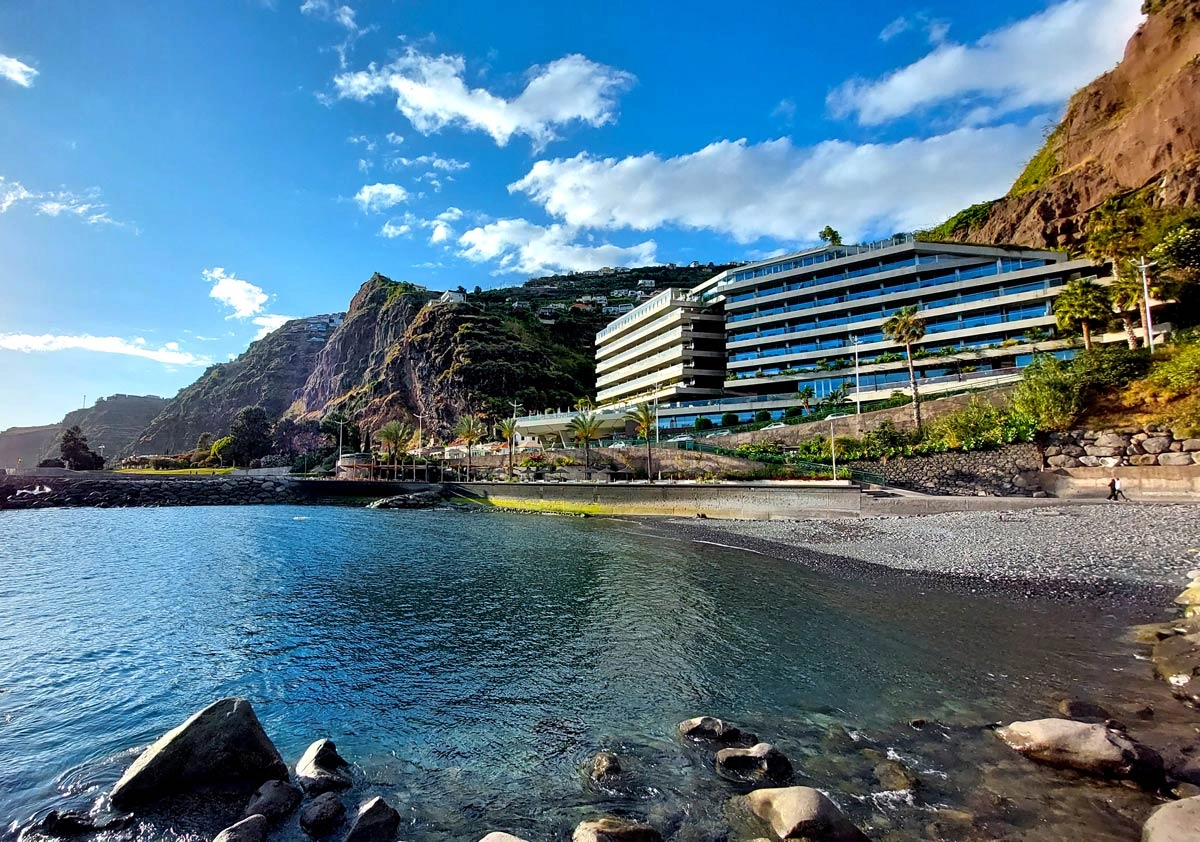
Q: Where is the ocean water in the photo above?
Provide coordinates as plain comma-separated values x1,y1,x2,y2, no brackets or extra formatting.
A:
0,506,1175,841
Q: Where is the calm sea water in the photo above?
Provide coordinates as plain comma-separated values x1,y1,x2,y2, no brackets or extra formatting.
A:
0,506,1172,841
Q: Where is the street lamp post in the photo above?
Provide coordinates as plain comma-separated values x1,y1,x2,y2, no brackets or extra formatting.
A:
849,336,861,418
1130,257,1157,353
414,413,426,481
653,381,662,481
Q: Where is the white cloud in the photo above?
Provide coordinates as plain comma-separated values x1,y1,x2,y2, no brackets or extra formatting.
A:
832,0,1143,126
388,153,469,172
300,0,361,31
377,207,463,242
510,122,1046,244
0,177,137,231
347,133,376,152
0,333,211,366
332,49,635,148
379,219,412,238
770,99,796,124
457,219,656,276
202,267,269,318
357,158,372,173
252,314,294,339
385,132,404,145
879,17,910,41
0,54,37,88
354,182,408,212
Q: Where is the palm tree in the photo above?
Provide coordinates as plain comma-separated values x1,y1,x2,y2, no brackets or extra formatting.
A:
1109,273,1145,349
624,403,656,482
1053,277,1111,350
376,420,408,481
496,417,519,479
798,385,815,414
455,414,486,482
883,304,927,432
567,410,603,474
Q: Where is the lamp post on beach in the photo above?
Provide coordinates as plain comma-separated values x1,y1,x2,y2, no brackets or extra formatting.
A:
1129,256,1157,353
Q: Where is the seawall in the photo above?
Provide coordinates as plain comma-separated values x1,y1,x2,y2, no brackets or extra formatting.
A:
446,481,862,519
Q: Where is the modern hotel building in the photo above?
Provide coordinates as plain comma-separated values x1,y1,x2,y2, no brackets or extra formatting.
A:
517,236,1110,438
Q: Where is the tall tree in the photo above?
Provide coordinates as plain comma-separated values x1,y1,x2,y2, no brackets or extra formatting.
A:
377,420,411,481
59,425,104,470
321,410,361,455
882,305,927,432
818,226,843,246
623,403,656,482
455,415,486,482
496,417,519,479
270,418,298,458
1109,272,1147,349
798,385,815,414
567,410,603,473
1053,277,1111,350
1151,224,1200,288
229,405,273,466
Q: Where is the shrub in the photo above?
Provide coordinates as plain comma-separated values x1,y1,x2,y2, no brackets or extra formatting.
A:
1144,342,1200,397
720,412,740,427
694,417,714,431
754,409,772,423
37,458,65,469
1011,355,1085,430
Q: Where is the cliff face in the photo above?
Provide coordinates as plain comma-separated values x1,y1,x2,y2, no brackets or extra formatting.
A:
293,274,599,439
942,0,1200,247
126,315,341,455
0,394,169,468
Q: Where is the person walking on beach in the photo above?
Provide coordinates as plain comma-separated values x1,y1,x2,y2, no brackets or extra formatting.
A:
1107,475,1128,501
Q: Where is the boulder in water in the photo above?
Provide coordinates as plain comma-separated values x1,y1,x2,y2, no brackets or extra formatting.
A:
32,810,134,837
715,743,793,785
296,739,352,794
344,797,401,842
737,786,870,842
478,835,530,842
109,698,288,809
300,792,346,837
213,814,268,842
591,751,622,780
873,760,920,792
995,718,1163,785
1142,795,1200,842
244,779,302,823
677,716,757,747
572,816,661,842
1057,698,1111,720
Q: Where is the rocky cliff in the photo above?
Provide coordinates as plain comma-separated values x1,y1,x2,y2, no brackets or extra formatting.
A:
0,394,169,468
126,315,342,455
933,0,1200,248
292,274,600,439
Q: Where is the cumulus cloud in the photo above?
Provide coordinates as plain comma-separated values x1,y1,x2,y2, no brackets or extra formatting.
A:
0,176,137,231
203,267,270,318
0,54,37,87
252,314,294,339
380,219,411,238
388,153,469,172
354,182,408,212
510,123,1046,244
457,219,656,275
832,0,1143,125
0,333,211,366
878,17,911,41
385,132,404,145
332,49,635,148
378,207,464,243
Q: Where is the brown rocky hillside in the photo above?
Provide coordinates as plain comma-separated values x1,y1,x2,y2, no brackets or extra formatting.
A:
0,394,168,468
937,0,1200,248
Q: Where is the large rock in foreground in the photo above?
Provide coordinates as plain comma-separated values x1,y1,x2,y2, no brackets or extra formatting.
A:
1142,795,1200,842
715,743,793,786
736,787,869,842
995,719,1162,784
213,814,268,842
344,797,401,842
572,816,661,842
110,698,288,808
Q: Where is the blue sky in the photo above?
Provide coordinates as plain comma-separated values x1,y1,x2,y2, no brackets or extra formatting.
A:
0,0,1144,429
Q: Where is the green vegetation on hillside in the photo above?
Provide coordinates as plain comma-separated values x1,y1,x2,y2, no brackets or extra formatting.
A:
1009,125,1063,197
915,200,999,241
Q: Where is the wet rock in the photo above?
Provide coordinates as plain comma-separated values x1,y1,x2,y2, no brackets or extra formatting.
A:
296,739,352,795
995,719,1163,785
244,779,302,823
572,816,661,842
1152,630,1200,702
110,698,288,809
591,751,622,780
300,792,346,837
478,834,530,842
873,760,920,792
344,796,401,842
1142,795,1200,842
32,810,134,837
1171,782,1200,799
214,814,268,842
1057,698,1111,720
715,742,794,786
737,786,870,842
677,716,758,747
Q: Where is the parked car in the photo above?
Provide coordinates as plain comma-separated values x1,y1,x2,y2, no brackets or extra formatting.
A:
762,422,787,430
706,430,732,438
608,440,629,449
666,434,694,443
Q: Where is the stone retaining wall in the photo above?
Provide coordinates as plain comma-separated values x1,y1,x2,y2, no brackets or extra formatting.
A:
845,443,1044,497
1044,427,1200,469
